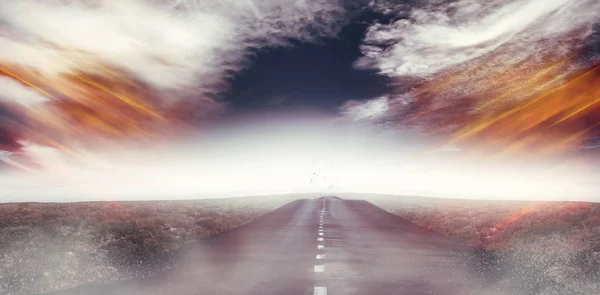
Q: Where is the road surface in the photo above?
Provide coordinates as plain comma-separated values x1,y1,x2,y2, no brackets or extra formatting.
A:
48,197,498,295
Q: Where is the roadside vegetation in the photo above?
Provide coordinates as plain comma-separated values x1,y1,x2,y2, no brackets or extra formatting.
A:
359,194,600,295
0,195,299,295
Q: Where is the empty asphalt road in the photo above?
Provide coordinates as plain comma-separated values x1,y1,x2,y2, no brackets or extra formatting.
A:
48,197,500,295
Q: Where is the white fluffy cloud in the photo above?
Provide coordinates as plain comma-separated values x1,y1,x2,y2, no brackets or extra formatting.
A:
0,0,348,98
358,0,600,78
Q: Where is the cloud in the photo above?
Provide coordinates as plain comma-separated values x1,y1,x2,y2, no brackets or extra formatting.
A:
0,0,349,98
0,0,354,169
345,0,600,154
339,96,390,122
0,77,49,105
358,0,600,78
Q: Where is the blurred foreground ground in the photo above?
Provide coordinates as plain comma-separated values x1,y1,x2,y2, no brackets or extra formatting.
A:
346,194,600,294
2,194,599,294
0,194,303,294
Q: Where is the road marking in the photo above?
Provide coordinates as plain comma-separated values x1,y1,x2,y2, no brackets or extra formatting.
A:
318,232,324,236
314,286,327,295
314,264,325,272
316,254,325,259
317,237,324,242
318,245,324,250
319,226,323,229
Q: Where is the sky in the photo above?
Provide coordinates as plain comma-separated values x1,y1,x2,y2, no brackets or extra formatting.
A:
222,9,392,117
0,0,600,202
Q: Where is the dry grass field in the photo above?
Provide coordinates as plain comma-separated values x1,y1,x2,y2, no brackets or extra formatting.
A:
0,194,305,295
347,194,600,295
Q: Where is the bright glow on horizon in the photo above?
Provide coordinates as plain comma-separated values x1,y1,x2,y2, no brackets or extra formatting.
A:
0,120,597,203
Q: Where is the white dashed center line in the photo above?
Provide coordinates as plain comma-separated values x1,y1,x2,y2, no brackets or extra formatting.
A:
314,286,327,295
315,199,329,294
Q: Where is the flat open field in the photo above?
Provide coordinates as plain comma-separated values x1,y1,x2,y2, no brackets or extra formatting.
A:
344,194,600,294
0,194,306,295
3,193,600,294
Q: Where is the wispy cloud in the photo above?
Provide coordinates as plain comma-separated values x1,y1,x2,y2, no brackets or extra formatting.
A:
0,77,49,105
0,0,351,169
358,0,599,78
1,0,348,96
347,0,600,154
339,96,390,122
